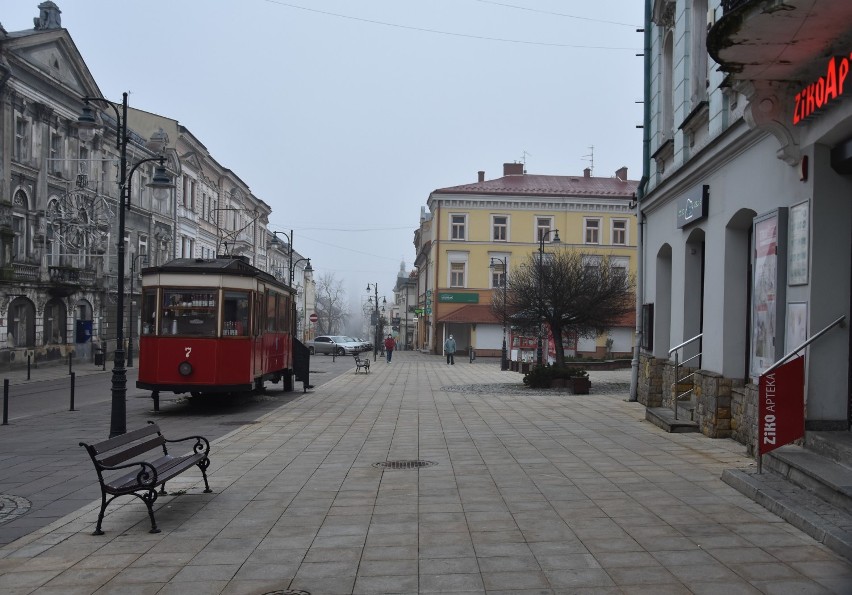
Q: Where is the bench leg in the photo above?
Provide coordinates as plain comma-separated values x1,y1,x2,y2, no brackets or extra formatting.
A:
198,458,213,493
93,492,109,535
142,490,161,533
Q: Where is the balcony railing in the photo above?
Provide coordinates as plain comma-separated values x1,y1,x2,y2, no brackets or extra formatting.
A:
721,0,750,13
49,266,97,286
12,262,39,281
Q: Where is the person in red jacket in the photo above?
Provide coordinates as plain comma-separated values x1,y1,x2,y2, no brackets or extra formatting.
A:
384,335,396,363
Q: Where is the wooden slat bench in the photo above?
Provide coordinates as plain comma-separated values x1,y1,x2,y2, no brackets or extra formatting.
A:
79,421,212,535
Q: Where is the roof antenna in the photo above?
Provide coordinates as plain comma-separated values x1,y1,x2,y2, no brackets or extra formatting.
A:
582,145,594,175
520,150,531,173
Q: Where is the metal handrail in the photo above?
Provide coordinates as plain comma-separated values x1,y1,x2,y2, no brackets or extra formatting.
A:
670,333,702,421
764,315,846,375
669,333,703,356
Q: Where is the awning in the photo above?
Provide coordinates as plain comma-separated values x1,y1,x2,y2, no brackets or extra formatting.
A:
437,304,500,324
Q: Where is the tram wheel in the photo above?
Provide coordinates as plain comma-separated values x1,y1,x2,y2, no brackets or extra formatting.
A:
283,370,294,392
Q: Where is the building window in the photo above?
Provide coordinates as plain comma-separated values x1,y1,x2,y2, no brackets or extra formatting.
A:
44,298,67,345
492,215,508,241
610,256,629,279
536,217,554,242
14,116,30,162
612,219,627,245
49,131,63,175
450,262,465,287
584,218,601,244
451,214,466,240
491,261,506,289
7,298,35,348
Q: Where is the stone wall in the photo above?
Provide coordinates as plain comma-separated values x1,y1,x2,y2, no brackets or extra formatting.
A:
732,382,758,456
637,354,666,407
693,370,745,438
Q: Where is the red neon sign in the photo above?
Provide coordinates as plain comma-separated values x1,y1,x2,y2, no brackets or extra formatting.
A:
793,54,851,125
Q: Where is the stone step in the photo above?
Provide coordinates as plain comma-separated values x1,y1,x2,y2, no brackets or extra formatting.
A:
805,431,852,466
764,443,852,516
721,467,852,562
645,407,699,433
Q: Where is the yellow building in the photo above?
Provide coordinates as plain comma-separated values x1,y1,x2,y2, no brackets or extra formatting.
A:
415,163,638,361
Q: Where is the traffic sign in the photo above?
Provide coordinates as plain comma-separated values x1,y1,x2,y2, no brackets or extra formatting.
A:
309,312,318,323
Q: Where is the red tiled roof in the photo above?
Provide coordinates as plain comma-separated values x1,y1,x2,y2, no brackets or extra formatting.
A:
438,305,500,324
432,174,637,199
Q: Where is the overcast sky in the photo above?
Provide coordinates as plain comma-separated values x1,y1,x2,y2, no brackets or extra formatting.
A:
4,0,644,309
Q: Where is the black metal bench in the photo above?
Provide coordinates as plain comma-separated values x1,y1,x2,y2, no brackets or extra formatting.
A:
79,421,212,535
354,354,370,373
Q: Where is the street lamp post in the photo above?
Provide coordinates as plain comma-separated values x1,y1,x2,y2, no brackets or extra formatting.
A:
490,257,509,370
270,229,294,286
127,253,149,368
537,228,561,366
366,284,385,362
77,93,175,437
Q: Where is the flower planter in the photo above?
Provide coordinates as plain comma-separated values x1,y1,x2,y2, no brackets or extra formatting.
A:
521,362,531,374
551,378,567,388
570,376,591,394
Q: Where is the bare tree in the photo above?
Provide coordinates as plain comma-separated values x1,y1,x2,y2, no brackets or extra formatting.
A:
315,273,349,335
503,250,634,366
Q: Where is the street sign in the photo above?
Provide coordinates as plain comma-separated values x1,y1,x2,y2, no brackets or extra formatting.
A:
425,307,432,314
309,313,318,323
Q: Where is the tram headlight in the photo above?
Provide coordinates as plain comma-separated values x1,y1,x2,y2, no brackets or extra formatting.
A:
178,361,193,376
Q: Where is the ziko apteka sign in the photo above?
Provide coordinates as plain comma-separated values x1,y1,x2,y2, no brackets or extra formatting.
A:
758,357,805,456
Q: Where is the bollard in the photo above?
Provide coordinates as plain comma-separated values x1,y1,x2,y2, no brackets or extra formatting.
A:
68,352,73,375
102,342,107,371
2,379,8,425
70,372,76,411
27,353,31,380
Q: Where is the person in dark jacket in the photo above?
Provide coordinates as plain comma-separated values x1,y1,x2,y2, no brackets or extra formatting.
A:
444,334,456,365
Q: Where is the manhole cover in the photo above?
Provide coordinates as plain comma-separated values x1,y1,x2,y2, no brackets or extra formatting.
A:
219,420,260,426
372,460,437,470
261,590,310,595
0,494,32,524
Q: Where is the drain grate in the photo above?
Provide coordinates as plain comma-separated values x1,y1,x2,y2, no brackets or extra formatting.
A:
373,460,437,470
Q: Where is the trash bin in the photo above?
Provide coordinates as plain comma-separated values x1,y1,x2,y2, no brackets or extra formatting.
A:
94,351,104,366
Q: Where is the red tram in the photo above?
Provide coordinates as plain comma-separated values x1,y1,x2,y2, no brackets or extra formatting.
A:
136,256,296,399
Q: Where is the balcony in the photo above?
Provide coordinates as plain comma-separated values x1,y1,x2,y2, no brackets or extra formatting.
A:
49,266,96,286
708,0,852,86
12,262,39,281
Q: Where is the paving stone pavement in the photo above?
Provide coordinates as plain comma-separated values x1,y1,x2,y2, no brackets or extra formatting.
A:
0,351,850,594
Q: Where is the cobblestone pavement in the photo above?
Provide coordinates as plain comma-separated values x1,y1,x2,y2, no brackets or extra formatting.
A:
0,352,850,594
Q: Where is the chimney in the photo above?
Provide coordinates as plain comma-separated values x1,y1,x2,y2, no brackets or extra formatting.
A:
616,166,628,181
584,168,591,178
477,170,485,183
503,163,524,176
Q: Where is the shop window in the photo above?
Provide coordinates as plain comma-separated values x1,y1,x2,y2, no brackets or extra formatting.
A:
43,298,67,344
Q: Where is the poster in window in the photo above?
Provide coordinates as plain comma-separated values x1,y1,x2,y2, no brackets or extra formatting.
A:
788,201,809,285
785,302,807,354
752,215,778,375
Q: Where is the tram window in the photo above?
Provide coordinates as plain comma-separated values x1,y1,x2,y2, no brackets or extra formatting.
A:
253,293,262,335
266,291,276,331
277,294,288,332
223,291,250,336
160,289,217,337
141,290,157,335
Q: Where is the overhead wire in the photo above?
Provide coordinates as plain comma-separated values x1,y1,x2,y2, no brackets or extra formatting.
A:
260,0,638,50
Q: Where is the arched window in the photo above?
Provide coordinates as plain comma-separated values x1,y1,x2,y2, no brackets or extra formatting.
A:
12,189,30,262
44,298,67,344
7,297,35,348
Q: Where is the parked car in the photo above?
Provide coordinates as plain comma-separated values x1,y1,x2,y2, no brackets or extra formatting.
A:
345,337,371,352
307,335,362,355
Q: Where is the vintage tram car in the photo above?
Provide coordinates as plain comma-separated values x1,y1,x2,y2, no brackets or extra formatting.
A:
136,256,297,399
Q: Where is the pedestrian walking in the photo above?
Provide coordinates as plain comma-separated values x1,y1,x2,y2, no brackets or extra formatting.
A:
384,334,396,363
444,334,456,365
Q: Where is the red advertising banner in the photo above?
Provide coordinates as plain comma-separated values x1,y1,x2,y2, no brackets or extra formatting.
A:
758,357,805,456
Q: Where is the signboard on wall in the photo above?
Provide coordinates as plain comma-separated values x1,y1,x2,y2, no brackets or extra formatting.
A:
676,185,709,228
758,357,805,456
438,292,479,303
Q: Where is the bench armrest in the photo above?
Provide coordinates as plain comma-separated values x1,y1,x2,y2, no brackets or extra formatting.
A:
163,435,210,457
99,460,159,487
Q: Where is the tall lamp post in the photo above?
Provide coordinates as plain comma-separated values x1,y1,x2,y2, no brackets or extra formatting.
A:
77,93,175,437
537,229,560,366
127,253,149,367
290,258,311,339
366,284,385,362
490,257,509,370
270,229,294,285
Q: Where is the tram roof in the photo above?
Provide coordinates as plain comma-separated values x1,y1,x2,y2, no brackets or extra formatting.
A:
142,257,285,287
